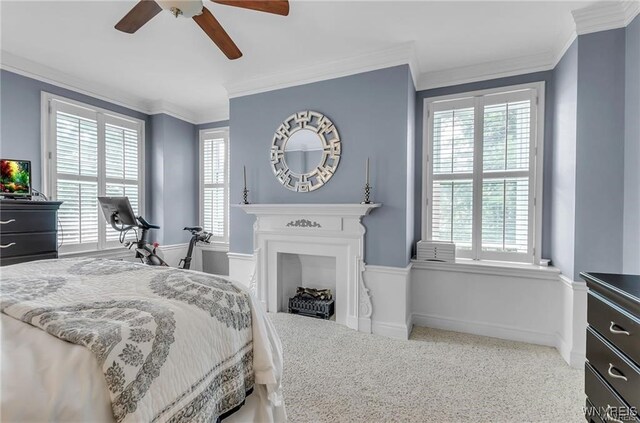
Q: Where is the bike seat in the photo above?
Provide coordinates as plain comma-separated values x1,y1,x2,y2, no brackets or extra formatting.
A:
183,226,203,232
137,216,160,229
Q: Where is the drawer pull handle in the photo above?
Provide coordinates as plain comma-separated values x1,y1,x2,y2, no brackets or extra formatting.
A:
609,322,631,336
610,321,630,336
607,363,628,382
604,405,624,423
0,219,15,225
0,242,16,249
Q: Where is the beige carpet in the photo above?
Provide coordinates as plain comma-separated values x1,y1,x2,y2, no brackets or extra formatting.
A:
270,313,585,423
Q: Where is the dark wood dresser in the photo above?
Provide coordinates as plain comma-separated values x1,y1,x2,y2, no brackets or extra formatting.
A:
582,272,640,423
0,200,62,266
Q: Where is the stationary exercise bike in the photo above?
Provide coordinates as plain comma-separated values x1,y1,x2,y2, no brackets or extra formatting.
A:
98,196,168,266
98,197,213,268
178,226,213,270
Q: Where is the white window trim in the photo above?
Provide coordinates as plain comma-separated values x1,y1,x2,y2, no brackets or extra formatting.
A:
199,127,229,245
421,82,545,265
41,91,146,253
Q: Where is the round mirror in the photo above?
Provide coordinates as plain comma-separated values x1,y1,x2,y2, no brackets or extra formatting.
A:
284,130,324,175
270,111,341,192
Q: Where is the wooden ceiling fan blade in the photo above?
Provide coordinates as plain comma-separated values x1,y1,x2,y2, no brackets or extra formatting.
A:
193,7,243,60
115,0,162,33
212,1,289,16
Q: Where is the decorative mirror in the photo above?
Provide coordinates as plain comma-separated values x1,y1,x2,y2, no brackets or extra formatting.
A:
270,111,341,192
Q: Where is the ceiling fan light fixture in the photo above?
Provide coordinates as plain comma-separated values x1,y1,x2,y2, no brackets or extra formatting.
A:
156,0,204,18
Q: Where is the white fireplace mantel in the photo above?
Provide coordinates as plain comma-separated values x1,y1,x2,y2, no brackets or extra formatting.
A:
235,203,381,333
235,203,381,217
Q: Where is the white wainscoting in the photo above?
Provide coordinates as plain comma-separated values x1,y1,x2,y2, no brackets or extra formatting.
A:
228,252,412,339
156,243,199,270
228,251,588,367
365,264,412,339
411,260,587,368
228,252,256,289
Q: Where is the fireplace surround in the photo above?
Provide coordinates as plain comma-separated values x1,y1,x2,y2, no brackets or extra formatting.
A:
237,203,381,333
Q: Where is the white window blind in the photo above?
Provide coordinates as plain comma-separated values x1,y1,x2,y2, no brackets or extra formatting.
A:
200,129,228,242
425,85,542,263
45,94,144,253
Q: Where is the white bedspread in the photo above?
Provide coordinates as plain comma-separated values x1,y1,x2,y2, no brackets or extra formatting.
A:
0,258,286,423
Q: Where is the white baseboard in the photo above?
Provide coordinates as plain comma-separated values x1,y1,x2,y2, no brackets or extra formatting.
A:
372,320,411,339
411,312,557,347
555,332,586,368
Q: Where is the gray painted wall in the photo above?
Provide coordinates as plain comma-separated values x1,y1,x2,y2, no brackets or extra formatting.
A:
229,65,414,267
406,75,416,260
624,15,640,274
550,40,578,278
0,70,151,194
0,70,199,246
414,70,555,259
574,28,627,280
148,114,198,245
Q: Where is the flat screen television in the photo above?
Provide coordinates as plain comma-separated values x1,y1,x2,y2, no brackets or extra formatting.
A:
0,159,32,198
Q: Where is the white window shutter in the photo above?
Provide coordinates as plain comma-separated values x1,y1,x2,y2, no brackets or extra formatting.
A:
49,97,144,253
201,131,228,241
481,98,532,255
427,87,538,263
430,107,474,252
54,110,99,249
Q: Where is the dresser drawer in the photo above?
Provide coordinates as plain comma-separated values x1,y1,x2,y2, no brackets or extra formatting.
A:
0,252,57,267
0,209,57,233
587,327,640,412
589,291,640,367
0,232,57,258
586,362,640,422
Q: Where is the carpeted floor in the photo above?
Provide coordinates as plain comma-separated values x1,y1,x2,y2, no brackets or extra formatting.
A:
270,313,584,423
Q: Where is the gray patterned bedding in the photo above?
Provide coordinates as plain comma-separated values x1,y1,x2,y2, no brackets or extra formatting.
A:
0,258,283,423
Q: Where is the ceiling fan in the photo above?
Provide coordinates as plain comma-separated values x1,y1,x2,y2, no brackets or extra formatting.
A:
115,0,290,60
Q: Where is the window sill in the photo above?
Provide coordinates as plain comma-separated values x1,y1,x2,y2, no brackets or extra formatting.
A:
411,257,560,280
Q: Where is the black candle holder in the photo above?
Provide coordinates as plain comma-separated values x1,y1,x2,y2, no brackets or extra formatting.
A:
242,188,250,205
361,183,372,204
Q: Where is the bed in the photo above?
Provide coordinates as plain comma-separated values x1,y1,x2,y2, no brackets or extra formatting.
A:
0,257,286,423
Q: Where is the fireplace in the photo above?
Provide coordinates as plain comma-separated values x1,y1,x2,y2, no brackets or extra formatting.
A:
279,253,336,319
236,203,380,333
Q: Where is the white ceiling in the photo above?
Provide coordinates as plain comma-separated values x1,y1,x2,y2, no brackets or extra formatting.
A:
1,0,628,123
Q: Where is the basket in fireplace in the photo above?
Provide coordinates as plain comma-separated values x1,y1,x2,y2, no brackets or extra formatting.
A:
288,287,335,320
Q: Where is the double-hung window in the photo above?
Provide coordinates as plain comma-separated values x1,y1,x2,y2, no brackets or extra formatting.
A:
199,128,229,243
43,93,145,253
423,83,544,264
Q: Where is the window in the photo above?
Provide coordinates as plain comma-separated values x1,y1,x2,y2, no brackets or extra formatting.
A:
200,128,229,243
43,93,144,253
423,83,544,264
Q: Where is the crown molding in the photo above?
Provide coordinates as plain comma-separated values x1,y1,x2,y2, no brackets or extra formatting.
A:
224,42,419,99
1,50,152,115
0,50,227,125
572,0,639,35
416,51,556,91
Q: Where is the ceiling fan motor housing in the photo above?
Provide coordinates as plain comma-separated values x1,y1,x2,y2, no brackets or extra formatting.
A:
156,0,204,18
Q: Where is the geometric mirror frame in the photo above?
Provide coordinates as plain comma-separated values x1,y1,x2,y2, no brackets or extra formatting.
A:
270,110,341,192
